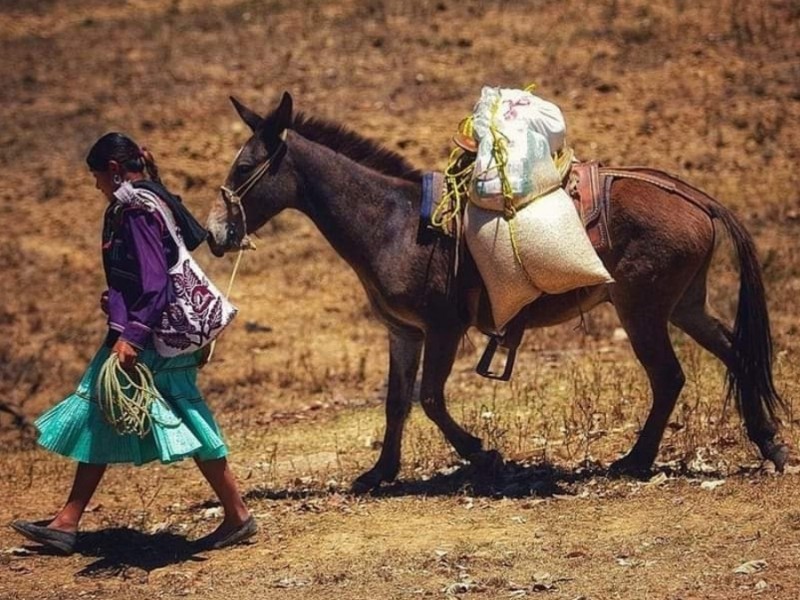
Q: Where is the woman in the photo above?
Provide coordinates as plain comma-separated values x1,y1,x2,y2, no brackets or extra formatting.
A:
10,133,255,554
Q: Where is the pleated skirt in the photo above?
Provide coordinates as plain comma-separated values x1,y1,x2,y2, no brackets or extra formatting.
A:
36,344,228,465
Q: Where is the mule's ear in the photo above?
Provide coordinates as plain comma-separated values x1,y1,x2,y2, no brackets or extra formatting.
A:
273,91,293,131
260,92,293,142
230,96,262,132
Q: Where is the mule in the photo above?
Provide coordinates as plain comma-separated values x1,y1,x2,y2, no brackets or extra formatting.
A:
207,92,788,492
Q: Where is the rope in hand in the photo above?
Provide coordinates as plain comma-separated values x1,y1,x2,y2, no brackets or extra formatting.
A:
97,353,160,437
96,248,246,435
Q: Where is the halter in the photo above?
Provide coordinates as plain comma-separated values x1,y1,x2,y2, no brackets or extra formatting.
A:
206,132,287,365
219,130,288,234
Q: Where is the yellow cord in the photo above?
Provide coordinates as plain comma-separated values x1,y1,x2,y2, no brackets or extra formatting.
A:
431,83,577,284
97,354,160,437
204,248,245,365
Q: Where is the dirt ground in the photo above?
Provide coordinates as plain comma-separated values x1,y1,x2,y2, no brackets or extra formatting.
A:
1,0,800,598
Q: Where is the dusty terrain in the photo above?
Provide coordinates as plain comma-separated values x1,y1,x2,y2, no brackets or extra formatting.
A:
1,0,799,598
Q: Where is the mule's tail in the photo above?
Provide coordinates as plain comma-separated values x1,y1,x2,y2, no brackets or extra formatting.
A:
706,201,787,464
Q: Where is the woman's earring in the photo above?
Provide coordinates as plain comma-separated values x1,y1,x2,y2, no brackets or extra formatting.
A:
112,174,122,185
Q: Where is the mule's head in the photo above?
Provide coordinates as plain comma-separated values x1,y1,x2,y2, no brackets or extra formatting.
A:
207,92,297,256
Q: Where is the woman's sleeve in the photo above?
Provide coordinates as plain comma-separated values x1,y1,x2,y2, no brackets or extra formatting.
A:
118,209,171,349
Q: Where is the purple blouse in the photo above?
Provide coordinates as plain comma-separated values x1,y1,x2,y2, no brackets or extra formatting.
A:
105,207,173,349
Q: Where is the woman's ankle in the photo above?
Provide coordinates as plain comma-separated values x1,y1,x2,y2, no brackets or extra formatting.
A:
48,514,80,533
224,507,251,527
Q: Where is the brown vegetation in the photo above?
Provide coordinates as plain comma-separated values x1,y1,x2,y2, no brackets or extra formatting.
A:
0,0,799,598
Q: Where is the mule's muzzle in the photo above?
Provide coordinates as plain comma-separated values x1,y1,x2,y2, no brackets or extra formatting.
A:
207,233,228,257
206,187,256,257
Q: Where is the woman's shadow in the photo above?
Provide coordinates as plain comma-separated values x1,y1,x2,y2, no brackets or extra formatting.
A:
70,528,206,578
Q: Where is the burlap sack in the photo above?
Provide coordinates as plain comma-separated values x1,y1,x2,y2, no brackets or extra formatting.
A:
465,188,614,330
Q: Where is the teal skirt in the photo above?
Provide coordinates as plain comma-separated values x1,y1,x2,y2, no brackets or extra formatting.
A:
36,344,228,465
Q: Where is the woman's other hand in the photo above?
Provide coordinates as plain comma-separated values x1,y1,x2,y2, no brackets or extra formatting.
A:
112,340,138,370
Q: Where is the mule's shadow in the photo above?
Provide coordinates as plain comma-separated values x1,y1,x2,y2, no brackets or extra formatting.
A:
238,458,738,503
235,461,604,503
372,458,740,498
73,528,205,577
371,460,591,499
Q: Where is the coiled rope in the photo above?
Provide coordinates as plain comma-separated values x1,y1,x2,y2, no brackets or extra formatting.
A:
97,353,160,437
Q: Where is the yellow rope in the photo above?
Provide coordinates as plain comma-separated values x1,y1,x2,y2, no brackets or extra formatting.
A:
97,354,160,437
487,96,516,218
204,248,245,365
432,147,473,236
431,84,577,285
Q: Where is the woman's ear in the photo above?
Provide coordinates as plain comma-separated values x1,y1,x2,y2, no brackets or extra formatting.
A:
108,160,121,175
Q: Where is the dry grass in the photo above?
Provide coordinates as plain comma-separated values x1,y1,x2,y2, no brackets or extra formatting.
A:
1,0,799,598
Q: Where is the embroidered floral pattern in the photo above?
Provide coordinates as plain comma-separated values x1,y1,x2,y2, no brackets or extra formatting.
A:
156,259,235,353
122,186,237,357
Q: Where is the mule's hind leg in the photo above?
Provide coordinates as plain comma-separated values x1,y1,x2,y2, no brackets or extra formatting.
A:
419,329,501,471
670,272,789,470
610,302,686,477
352,330,423,493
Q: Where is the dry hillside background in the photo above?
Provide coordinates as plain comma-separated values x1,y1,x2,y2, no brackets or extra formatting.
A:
1,0,800,598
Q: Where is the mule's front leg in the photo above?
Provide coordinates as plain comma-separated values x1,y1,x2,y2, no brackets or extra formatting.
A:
419,329,502,473
351,330,423,494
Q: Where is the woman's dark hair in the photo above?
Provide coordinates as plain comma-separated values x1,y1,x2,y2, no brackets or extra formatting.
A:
86,132,162,184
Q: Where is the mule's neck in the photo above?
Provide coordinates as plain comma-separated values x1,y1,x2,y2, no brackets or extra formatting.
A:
290,132,422,272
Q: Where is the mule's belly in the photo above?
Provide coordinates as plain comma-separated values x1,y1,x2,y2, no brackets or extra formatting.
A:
522,284,610,327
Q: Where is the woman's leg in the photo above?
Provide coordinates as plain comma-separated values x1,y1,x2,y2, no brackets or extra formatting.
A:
49,462,107,532
194,457,250,529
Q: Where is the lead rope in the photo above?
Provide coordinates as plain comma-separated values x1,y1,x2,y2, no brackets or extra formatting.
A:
203,248,245,365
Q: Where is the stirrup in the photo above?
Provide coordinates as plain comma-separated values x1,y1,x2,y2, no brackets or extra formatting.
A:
476,336,518,381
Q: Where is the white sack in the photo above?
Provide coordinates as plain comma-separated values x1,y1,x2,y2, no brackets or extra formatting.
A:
465,187,614,330
471,87,567,204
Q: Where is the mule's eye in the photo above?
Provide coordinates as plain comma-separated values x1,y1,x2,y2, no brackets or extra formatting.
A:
235,163,252,175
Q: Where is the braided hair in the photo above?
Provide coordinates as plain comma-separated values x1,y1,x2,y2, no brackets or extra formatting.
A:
86,132,162,184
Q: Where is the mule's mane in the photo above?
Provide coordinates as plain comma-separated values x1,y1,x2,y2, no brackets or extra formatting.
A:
290,113,423,183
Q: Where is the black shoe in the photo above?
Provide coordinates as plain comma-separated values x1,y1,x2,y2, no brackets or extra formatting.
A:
10,520,76,555
194,516,257,550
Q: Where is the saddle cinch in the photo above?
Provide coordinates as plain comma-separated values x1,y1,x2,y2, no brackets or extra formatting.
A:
421,161,613,381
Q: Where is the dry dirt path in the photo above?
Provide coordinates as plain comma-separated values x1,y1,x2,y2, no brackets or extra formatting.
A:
2,409,800,600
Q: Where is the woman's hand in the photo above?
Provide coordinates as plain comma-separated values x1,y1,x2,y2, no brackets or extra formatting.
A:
112,339,138,371
100,291,109,314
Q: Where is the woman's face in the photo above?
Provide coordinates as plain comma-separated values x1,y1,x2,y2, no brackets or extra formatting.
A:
91,160,122,202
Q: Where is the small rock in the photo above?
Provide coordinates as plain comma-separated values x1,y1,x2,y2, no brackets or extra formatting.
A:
123,566,149,585
646,472,669,486
201,506,224,519
734,559,767,575
700,479,726,491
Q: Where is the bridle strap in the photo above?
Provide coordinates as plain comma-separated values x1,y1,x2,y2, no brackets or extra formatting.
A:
220,130,288,203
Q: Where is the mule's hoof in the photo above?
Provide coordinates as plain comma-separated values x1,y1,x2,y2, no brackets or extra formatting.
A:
469,449,505,476
765,442,790,473
609,455,652,480
351,468,394,495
